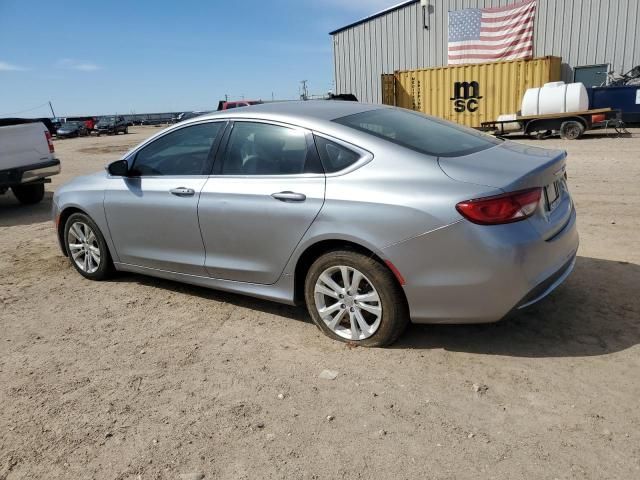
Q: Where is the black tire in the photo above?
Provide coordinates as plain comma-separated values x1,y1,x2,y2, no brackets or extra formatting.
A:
559,120,585,140
63,212,114,280
123,126,128,134
304,249,409,347
12,183,45,204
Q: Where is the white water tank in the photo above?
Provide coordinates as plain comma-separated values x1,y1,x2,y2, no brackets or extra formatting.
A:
521,82,589,116
496,113,521,132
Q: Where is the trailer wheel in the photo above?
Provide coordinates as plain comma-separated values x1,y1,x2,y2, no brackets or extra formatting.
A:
559,121,585,140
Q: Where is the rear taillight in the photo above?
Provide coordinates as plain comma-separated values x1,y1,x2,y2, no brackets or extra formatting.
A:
45,131,54,153
456,188,542,225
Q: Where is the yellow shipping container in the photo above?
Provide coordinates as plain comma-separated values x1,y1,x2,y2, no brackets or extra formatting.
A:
386,56,561,127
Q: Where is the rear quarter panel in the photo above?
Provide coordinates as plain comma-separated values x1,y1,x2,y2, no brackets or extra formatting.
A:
282,138,502,275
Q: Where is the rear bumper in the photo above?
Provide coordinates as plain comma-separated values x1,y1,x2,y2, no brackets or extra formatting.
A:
382,206,579,324
515,254,576,309
0,159,60,189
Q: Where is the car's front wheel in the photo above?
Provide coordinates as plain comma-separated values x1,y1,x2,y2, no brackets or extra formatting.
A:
304,250,409,347
64,213,114,280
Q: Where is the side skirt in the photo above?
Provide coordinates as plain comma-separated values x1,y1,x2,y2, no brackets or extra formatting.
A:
113,262,296,305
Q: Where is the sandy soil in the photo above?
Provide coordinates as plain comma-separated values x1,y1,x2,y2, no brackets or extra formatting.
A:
1,126,639,480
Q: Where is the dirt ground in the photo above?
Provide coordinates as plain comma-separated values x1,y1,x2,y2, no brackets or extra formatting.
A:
1,126,639,480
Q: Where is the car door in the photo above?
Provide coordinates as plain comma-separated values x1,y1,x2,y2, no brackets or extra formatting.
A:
104,120,225,275
198,120,325,284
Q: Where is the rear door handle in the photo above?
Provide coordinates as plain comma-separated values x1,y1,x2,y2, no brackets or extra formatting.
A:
170,187,195,197
271,191,306,202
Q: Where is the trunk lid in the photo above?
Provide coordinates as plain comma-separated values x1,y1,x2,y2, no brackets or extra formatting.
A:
439,141,573,240
438,141,566,191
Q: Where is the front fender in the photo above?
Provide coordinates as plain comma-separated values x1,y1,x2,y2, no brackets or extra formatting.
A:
54,173,118,262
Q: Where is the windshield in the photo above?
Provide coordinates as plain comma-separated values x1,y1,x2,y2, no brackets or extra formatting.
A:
100,117,115,123
333,108,501,157
62,122,80,128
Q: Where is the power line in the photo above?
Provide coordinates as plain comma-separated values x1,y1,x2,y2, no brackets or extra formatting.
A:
0,102,52,117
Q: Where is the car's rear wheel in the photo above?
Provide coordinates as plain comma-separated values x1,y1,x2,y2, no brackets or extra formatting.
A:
12,183,45,204
304,250,409,347
64,213,113,280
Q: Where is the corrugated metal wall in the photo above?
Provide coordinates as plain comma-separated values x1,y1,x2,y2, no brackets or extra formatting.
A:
332,0,640,103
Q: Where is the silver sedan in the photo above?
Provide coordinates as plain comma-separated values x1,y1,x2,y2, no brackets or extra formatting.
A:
53,101,578,346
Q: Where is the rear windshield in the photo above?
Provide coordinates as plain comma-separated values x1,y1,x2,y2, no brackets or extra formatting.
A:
333,108,501,157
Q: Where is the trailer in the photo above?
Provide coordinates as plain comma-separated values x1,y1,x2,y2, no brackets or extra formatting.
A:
480,108,627,139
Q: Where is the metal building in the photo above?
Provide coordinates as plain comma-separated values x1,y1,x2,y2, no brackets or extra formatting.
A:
330,0,640,103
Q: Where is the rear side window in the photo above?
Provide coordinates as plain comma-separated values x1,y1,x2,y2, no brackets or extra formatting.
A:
333,108,501,157
221,122,322,175
314,136,361,173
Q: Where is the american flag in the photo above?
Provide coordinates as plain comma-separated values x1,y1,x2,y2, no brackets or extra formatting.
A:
448,0,536,65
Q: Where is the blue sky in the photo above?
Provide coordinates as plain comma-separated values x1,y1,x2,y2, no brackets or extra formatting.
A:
0,0,394,117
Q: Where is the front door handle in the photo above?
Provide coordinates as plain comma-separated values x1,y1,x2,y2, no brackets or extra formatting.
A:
170,187,195,197
271,191,307,202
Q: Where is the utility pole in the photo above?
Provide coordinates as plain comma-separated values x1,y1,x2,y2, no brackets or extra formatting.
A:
48,101,56,118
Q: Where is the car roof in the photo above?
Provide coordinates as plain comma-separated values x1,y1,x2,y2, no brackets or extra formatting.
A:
186,100,387,131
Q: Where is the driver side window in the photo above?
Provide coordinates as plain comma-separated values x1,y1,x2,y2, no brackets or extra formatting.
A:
131,122,223,176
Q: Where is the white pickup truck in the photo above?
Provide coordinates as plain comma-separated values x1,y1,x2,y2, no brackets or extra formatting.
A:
0,120,61,204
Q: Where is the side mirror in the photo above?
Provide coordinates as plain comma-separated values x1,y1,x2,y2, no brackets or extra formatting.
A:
107,159,129,176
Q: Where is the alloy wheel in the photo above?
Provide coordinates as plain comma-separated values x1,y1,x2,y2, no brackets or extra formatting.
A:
67,221,101,274
314,265,382,341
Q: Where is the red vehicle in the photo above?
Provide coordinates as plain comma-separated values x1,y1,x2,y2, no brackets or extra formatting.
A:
217,100,262,111
66,116,96,133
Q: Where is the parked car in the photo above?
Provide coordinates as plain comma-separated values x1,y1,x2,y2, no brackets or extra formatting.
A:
327,93,358,101
67,116,96,133
57,121,88,138
175,111,213,123
217,100,262,110
140,118,168,126
95,116,128,135
1,120,60,204
84,118,96,132
53,102,578,346
50,117,64,131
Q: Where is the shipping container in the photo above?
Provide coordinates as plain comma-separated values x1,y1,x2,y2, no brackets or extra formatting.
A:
383,56,562,127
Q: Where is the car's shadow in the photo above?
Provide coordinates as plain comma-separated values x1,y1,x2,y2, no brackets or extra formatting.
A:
113,255,639,358
0,192,54,227
110,273,310,324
